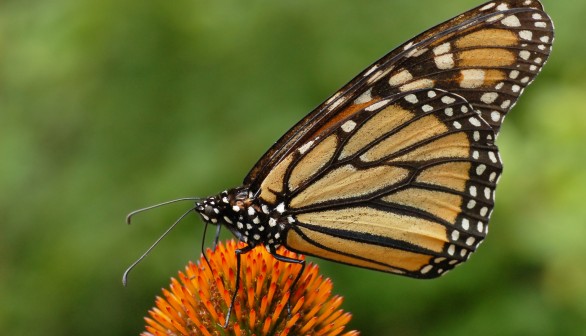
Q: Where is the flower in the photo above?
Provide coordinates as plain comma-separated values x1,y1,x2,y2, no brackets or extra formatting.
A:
142,239,359,336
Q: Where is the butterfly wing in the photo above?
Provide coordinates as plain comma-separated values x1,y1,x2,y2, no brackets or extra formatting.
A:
243,0,553,278
245,0,553,190
262,89,501,277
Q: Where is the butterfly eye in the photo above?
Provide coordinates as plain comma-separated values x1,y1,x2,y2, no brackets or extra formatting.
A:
235,189,249,201
204,205,214,217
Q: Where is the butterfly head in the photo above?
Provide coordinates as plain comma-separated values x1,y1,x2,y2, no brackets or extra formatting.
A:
195,187,290,252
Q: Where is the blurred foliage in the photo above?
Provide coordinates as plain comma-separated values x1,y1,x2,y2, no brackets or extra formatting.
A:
1,0,584,335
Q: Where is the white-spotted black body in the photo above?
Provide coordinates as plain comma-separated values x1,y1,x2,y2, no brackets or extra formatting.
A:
195,187,290,253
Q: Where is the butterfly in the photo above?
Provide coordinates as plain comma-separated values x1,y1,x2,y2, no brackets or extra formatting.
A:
125,0,554,325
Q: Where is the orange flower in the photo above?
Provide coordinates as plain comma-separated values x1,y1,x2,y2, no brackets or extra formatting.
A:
142,240,359,336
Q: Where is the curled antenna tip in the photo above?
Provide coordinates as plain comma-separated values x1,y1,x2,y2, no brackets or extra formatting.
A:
126,214,133,225
122,257,143,287
122,270,130,286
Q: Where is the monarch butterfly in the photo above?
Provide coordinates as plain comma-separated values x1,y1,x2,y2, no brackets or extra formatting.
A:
125,0,553,325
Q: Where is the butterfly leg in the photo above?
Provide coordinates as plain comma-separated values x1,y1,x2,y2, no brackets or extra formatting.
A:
221,243,255,328
201,222,212,270
270,251,306,316
201,222,223,273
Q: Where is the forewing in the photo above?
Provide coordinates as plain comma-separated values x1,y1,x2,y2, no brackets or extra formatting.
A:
245,0,553,190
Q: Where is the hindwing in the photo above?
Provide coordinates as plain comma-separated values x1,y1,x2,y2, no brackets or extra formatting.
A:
261,89,501,277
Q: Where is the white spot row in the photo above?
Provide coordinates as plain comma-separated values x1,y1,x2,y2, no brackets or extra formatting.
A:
481,92,498,104
501,15,521,27
476,164,486,176
489,172,497,182
488,151,498,163
434,53,454,70
327,95,347,111
341,120,357,133
460,69,485,89
433,43,451,55
388,69,413,86
298,140,314,154
487,13,504,23
363,64,379,77
404,94,418,104
535,22,547,28
473,131,480,141
354,88,373,104
469,117,481,127
365,99,390,111
406,47,428,58
441,96,456,104
460,218,488,235
275,202,285,213
366,66,394,85
519,30,532,41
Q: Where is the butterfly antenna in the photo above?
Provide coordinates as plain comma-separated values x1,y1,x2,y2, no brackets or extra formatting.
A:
122,207,195,286
126,197,203,224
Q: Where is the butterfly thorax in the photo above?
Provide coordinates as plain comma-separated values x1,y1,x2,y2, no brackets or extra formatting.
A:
195,186,291,253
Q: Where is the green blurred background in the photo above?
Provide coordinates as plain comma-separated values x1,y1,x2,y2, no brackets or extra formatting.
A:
1,0,584,335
